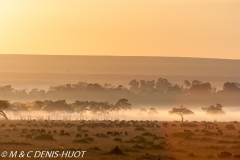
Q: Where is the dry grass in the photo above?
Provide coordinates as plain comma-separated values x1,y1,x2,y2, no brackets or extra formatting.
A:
0,120,240,160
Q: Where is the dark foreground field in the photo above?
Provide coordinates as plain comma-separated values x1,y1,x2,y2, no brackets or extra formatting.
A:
0,120,240,160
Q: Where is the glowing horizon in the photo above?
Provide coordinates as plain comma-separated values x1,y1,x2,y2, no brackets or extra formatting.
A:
0,0,240,59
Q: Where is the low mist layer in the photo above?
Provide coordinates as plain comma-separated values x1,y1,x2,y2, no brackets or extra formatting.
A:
0,78,240,107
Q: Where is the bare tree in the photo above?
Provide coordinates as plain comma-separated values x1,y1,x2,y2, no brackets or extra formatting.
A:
169,105,194,122
0,100,10,120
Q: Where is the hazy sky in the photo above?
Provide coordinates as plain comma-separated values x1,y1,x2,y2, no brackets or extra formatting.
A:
0,0,240,59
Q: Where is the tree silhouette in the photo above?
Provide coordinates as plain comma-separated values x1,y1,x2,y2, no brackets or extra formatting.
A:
169,105,194,122
192,80,202,86
72,101,89,120
0,100,10,120
29,88,45,97
138,108,148,120
88,101,112,120
202,103,225,121
115,98,131,120
100,101,112,120
129,79,139,93
189,82,213,95
223,82,240,92
155,78,172,93
72,100,121,120
2,78,240,107
42,100,74,112
168,84,182,94
148,108,159,121
138,108,147,116
184,80,191,88
148,108,159,116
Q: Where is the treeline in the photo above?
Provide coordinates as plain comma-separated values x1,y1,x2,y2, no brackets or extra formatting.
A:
6,98,130,112
2,99,132,120
0,78,240,106
0,99,225,122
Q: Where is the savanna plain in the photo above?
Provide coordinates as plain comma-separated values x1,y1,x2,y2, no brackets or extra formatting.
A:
0,120,240,160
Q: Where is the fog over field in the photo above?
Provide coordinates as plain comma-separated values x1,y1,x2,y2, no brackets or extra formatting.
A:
3,108,240,122
1,1,240,159
0,55,240,122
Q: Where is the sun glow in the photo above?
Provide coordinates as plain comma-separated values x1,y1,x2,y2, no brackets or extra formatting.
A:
0,0,240,59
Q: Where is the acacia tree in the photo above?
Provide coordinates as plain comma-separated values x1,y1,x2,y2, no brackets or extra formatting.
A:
169,105,194,122
138,108,148,120
148,108,159,121
0,100,10,120
202,103,225,121
101,101,113,120
115,98,131,120
184,80,192,88
129,79,139,93
155,78,172,93
72,101,88,120
148,108,159,116
89,101,112,120
138,108,148,115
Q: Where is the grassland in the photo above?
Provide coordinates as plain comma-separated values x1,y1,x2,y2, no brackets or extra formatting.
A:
0,120,240,160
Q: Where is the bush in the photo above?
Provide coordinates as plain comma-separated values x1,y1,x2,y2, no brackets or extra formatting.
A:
73,139,88,144
109,146,124,155
34,134,54,141
134,126,146,131
141,132,153,136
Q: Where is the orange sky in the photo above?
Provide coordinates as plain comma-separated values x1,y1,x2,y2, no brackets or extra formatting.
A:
0,0,240,59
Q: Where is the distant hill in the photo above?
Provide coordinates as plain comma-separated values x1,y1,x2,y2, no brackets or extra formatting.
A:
0,55,239,90
0,54,240,76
